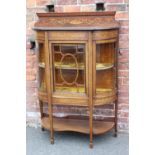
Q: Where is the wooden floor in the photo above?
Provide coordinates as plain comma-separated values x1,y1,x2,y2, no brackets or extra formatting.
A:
42,117,114,135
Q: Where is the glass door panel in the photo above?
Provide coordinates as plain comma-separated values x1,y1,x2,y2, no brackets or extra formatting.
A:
52,44,86,93
96,42,116,93
38,42,46,92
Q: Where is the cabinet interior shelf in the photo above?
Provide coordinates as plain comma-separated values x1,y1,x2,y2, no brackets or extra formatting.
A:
42,117,114,135
55,86,112,93
39,62,114,70
39,86,112,93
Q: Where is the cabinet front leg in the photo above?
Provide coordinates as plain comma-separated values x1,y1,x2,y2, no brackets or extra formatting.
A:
50,132,54,144
49,113,54,144
89,138,93,148
39,100,45,131
50,138,54,144
89,104,93,149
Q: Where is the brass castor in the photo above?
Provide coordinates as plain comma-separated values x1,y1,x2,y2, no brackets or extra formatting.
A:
41,127,45,131
50,138,54,144
89,142,93,148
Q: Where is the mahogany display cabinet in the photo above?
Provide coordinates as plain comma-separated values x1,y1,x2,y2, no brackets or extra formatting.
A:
34,11,119,148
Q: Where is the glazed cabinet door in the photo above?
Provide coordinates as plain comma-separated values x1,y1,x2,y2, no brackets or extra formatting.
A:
49,42,89,100
93,40,117,104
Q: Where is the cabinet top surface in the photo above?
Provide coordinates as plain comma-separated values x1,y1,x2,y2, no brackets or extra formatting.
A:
34,11,119,31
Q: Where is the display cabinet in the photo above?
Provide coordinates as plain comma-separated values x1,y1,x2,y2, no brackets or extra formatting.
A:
34,11,119,148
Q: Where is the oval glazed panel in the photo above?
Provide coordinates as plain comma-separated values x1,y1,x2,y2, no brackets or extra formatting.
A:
60,54,78,85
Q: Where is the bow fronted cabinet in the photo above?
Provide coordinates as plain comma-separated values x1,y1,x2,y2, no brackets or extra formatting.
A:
33,12,119,148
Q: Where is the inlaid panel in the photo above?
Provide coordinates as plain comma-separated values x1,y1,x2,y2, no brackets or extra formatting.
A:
48,31,88,41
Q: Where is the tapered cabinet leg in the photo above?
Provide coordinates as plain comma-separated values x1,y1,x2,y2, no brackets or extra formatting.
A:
114,100,118,138
89,140,93,148
89,109,93,148
50,137,54,144
113,125,117,137
88,31,94,149
39,100,45,132
44,32,54,145
89,104,93,149
50,132,54,144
